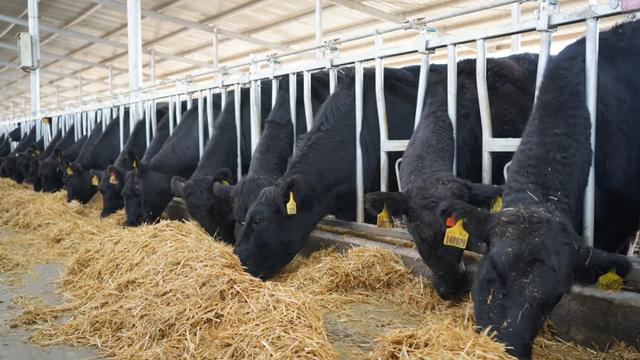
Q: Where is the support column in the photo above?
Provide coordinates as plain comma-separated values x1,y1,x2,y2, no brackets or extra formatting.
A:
127,0,144,123
28,0,41,139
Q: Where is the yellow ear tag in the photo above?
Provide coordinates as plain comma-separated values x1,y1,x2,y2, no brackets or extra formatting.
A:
222,180,230,186
66,167,73,176
443,219,469,249
34,150,40,156
376,203,394,228
109,173,119,185
132,160,137,169
286,191,297,215
596,269,623,292
91,175,99,186
490,196,503,213
42,117,50,125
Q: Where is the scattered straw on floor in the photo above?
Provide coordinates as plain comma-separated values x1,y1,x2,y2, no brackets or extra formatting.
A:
9,295,61,328
0,178,637,359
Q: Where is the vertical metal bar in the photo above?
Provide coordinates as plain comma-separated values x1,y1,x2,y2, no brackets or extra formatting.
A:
329,68,337,94
186,93,193,110
536,32,552,99
145,101,151,147
271,78,279,108
375,56,389,193
119,104,124,151
249,80,261,155
315,0,323,60
176,95,183,125
583,16,599,247
220,88,227,113
28,0,41,140
234,84,242,180
354,61,364,223
511,2,521,52
168,96,175,136
289,73,297,150
447,44,458,176
197,90,204,158
414,53,430,129
476,39,493,185
303,70,314,132
151,99,157,138
126,0,143,93
206,88,214,136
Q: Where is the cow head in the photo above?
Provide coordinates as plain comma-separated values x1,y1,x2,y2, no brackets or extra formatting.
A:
440,200,632,358
64,161,96,203
212,169,280,240
135,162,172,224
94,166,125,218
365,175,502,300
3,154,22,183
172,168,235,243
235,176,327,279
16,152,32,183
122,170,143,226
26,149,43,191
39,152,64,192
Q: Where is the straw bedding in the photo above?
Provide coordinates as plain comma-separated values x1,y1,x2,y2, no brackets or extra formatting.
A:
0,178,637,359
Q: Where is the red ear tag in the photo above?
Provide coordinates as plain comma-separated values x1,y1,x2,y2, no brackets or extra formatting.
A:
446,215,457,228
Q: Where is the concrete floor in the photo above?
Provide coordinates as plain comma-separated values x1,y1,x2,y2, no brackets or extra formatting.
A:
0,263,99,360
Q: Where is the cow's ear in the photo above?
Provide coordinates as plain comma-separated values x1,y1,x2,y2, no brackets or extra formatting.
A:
213,168,234,184
365,192,409,218
170,176,187,197
277,176,306,215
573,245,632,285
126,150,139,170
438,200,492,246
467,183,503,209
212,181,235,200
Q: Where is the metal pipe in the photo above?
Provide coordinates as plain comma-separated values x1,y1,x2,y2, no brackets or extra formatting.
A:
289,73,297,151
151,99,157,138
414,53,430,129
28,0,41,140
329,68,337,94
535,31,552,100
176,95,182,125
220,88,227,113
511,2,521,52
234,84,242,179
168,95,175,136
447,44,458,176
126,0,143,93
354,61,364,223
186,93,193,109
206,88,214,137
303,70,313,132
144,101,151,147
249,79,261,155
476,39,493,185
119,104,124,151
375,56,389,193
197,90,205,158
271,78,278,108
583,16,599,247
315,0,323,60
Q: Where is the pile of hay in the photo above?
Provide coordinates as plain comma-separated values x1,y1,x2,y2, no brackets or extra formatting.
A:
0,179,637,359
9,295,61,328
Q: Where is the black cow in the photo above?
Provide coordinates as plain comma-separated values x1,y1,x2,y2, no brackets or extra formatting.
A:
93,106,168,218
8,127,22,142
365,54,538,300
0,135,11,171
171,81,278,242
39,124,79,192
440,22,638,359
56,135,88,190
235,67,418,279
126,100,214,225
122,112,174,226
4,126,37,183
207,73,332,243
17,137,44,184
25,132,62,191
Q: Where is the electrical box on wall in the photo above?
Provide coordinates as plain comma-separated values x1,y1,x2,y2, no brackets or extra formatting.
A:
16,32,37,72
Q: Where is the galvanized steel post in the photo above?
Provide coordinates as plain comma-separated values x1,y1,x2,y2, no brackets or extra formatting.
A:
249,57,261,155
28,0,41,140
234,84,242,180
447,44,457,176
583,15,599,247
303,70,313,132
289,73,297,150
354,62,364,223
476,39,493,185
197,90,205,158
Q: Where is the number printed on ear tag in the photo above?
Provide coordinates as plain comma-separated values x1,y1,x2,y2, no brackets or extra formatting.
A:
443,219,469,249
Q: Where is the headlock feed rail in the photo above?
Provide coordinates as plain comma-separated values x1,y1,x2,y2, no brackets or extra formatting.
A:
3,0,640,246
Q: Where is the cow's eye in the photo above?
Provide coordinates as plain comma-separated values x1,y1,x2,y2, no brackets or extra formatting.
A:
237,220,246,225
252,217,263,226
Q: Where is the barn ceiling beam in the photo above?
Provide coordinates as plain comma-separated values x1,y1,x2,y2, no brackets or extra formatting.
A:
327,0,405,24
0,13,211,68
88,0,291,51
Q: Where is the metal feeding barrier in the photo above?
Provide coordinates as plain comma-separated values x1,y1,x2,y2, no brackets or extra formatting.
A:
2,0,640,247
